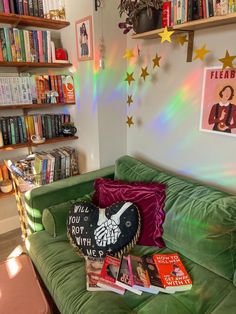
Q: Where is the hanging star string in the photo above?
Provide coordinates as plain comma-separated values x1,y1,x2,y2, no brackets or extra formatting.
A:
126,116,134,127
218,50,236,69
127,95,133,106
152,54,162,68
140,67,149,81
158,27,175,43
125,72,135,85
123,48,135,60
193,44,211,61
176,35,188,46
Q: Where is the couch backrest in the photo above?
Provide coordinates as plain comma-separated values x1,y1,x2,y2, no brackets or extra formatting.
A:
115,155,236,284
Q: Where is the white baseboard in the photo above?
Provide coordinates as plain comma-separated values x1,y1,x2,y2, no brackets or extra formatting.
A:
0,216,20,235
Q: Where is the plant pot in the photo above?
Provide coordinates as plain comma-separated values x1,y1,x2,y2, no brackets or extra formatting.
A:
133,8,162,34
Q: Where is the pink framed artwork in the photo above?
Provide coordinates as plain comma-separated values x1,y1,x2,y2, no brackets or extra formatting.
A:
75,15,94,61
200,67,236,137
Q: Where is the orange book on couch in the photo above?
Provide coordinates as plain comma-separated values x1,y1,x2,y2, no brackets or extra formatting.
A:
152,253,192,292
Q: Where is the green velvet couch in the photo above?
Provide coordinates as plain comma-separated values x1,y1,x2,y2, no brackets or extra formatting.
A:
24,155,236,314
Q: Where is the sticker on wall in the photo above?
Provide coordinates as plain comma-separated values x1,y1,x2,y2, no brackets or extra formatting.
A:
193,44,211,61
218,50,236,70
200,67,236,137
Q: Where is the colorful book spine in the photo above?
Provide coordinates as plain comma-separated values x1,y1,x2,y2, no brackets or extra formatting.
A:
4,27,12,62
16,0,24,15
9,0,15,13
23,0,29,15
3,0,10,13
38,0,44,17
162,1,172,27
32,0,39,16
28,0,34,16
19,29,26,62
0,0,4,12
37,30,44,62
13,28,22,62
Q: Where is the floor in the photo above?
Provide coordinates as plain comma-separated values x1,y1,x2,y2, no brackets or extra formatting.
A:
0,228,26,262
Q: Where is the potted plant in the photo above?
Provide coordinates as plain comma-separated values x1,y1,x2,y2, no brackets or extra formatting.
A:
118,0,163,34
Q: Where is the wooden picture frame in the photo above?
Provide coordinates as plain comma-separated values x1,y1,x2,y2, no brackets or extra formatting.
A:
75,15,94,61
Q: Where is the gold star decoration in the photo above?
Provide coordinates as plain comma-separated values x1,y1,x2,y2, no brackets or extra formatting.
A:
218,50,236,69
125,72,135,85
127,95,133,106
126,116,134,127
123,48,135,60
152,54,162,68
176,35,188,46
193,44,211,61
140,67,149,81
158,27,175,43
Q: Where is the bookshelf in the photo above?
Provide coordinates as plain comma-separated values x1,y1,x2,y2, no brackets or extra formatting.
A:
0,13,70,30
132,12,236,62
0,9,78,204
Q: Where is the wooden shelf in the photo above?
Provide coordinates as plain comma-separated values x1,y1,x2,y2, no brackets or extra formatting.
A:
0,190,14,200
0,103,76,110
0,136,78,151
0,61,72,68
31,136,79,147
0,13,70,30
132,12,236,39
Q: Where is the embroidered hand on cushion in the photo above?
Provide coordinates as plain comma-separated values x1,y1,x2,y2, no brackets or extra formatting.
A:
94,202,132,247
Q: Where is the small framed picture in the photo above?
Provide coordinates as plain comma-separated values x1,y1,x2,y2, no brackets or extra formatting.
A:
75,15,94,61
200,67,236,137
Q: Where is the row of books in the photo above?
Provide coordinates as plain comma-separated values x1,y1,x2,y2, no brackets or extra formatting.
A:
33,146,79,185
86,253,192,295
162,0,236,27
0,73,75,105
6,146,79,188
0,26,52,63
0,0,66,20
0,113,71,145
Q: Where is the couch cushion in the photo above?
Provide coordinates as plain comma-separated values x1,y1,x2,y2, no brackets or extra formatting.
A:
42,193,93,237
27,232,236,314
114,156,236,284
93,178,166,247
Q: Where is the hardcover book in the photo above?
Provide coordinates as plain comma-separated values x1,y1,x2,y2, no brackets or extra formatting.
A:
152,253,192,292
116,255,142,295
85,257,107,291
97,255,125,295
128,255,151,293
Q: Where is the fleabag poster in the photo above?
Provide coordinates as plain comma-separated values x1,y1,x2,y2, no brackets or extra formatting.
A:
200,67,236,137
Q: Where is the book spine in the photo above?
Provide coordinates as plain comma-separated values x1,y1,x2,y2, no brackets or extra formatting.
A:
16,0,24,14
42,0,48,18
162,2,172,27
19,29,26,61
13,116,20,144
28,0,34,15
208,0,214,15
8,28,17,62
38,0,43,17
0,118,9,144
56,75,64,103
9,117,16,144
198,0,203,18
220,0,229,15
37,30,44,62
3,0,10,13
9,0,15,13
32,0,38,16
20,116,28,142
0,41,3,61
23,0,29,15
32,30,39,62
181,0,186,23
6,117,12,144
0,0,4,12
13,28,22,62
17,116,24,143
4,28,12,62
46,31,51,63
42,30,48,62
23,30,31,62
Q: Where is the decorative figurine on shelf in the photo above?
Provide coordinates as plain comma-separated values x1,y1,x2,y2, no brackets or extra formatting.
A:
31,135,46,144
56,48,68,61
61,123,77,137
46,90,59,104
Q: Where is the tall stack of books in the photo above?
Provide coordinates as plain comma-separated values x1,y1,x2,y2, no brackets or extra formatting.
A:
85,253,192,295
162,0,236,27
0,0,66,20
0,74,75,105
0,113,71,145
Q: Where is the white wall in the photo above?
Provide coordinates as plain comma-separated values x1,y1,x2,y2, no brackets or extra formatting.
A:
127,24,236,194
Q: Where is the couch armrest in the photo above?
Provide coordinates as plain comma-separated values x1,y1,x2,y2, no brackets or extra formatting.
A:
24,166,114,233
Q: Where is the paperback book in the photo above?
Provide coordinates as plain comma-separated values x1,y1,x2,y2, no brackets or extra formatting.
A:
152,253,192,292
85,257,107,291
97,255,125,295
128,255,151,293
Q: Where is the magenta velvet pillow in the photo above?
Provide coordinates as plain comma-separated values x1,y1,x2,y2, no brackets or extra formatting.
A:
92,178,166,247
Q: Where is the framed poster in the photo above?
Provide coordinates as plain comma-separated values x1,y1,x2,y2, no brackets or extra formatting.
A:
75,15,94,61
200,67,236,137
